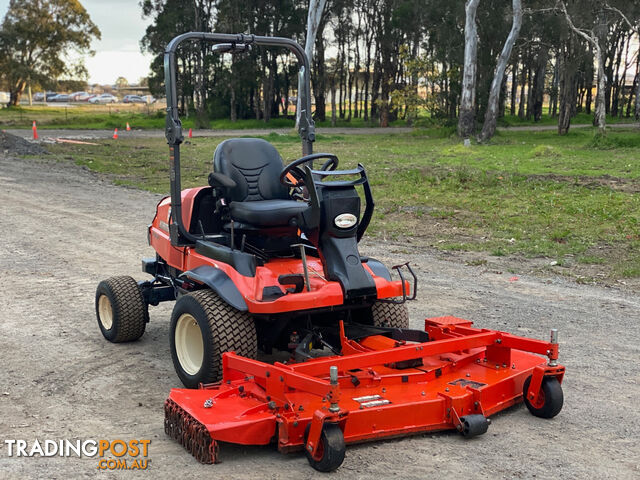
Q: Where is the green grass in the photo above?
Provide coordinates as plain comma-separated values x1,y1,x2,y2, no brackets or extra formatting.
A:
498,112,636,127
0,105,413,130
40,126,640,280
3,104,636,131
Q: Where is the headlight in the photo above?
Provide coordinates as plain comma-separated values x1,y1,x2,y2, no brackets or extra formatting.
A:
334,213,357,229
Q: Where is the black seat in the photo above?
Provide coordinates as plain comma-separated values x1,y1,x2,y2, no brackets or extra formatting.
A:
213,138,308,227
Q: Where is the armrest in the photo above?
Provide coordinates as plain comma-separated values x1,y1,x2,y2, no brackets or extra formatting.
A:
208,172,237,189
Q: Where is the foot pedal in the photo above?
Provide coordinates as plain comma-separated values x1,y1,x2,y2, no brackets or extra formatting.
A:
278,274,305,293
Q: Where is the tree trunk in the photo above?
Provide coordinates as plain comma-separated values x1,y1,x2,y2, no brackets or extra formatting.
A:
480,0,522,142
313,19,328,121
193,2,209,129
636,76,640,120
532,49,548,122
9,78,26,106
230,58,237,122
517,62,527,118
331,81,337,127
510,59,518,116
296,0,327,127
371,58,381,120
593,42,607,133
626,58,638,117
458,0,481,139
558,37,577,135
549,58,559,116
560,1,606,134
363,37,372,122
347,34,353,121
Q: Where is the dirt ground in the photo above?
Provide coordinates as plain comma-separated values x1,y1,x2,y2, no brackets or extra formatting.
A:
0,152,639,479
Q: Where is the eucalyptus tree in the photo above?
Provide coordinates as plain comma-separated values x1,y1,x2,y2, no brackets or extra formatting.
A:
0,0,100,106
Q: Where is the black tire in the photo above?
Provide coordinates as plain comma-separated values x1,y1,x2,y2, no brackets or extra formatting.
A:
304,423,346,472
170,289,257,388
371,301,409,329
95,276,148,343
522,375,564,419
459,414,490,437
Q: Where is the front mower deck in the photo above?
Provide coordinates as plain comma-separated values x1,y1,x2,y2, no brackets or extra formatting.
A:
164,316,565,471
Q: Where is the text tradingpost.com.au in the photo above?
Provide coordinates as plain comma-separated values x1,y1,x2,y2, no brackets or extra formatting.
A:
3,439,151,470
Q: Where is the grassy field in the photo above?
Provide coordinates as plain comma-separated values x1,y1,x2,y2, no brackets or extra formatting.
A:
0,104,408,130
39,126,640,282
2,104,637,130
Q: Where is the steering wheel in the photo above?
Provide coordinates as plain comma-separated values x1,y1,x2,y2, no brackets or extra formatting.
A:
280,153,339,188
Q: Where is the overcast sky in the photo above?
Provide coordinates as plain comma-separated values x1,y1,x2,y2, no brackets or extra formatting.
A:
0,0,154,85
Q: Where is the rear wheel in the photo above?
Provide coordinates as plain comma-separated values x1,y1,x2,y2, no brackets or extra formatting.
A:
371,301,409,329
523,375,564,419
95,276,148,342
170,289,257,388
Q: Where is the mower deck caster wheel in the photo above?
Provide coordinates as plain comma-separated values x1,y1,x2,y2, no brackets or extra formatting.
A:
95,276,148,342
459,414,490,438
304,423,346,472
523,375,564,419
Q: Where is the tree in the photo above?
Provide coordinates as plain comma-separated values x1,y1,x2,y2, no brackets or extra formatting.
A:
296,0,327,127
479,0,523,141
603,3,640,119
115,77,129,89
458,0,481,139
0,0,100,106
560,1,607,134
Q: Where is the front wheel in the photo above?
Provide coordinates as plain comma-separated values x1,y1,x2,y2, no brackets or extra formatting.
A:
371,301,409,329
304,423,346,472
523,375,564,419
170,290,257,388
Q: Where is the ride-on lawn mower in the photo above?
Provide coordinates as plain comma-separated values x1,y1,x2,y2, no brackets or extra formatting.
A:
95,33,565,472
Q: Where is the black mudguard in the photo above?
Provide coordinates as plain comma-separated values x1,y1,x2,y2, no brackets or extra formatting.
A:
364,257,392,281
180,266,248,311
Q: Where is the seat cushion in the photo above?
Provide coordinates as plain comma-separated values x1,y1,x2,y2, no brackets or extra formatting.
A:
213,138,290,202
230,200,309,227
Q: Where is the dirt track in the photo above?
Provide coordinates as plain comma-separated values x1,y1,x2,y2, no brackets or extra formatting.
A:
0,153,639,479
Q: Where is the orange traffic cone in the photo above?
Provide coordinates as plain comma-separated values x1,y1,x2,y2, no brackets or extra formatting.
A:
32,121,38,140
112,128,118,139
188,128,193,139
126,122,131,131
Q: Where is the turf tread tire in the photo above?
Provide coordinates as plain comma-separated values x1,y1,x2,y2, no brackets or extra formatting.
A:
170,290,257,388
95,276,148,343
371,301,409,329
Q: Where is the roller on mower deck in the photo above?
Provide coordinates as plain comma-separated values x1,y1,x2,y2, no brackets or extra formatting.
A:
165,316,565,472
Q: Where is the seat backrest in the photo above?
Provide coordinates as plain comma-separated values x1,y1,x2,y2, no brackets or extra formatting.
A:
213,138,289,202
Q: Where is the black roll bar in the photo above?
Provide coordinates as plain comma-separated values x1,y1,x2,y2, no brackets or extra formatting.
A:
163,32,316,246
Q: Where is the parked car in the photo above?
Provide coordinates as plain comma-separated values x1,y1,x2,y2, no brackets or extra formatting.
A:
141,95,156,104
123,95,146,104
76,93,96,102
33,92,45,101
89,93,118,104
52,94,71,102
69,91,88,101
45,92,58,101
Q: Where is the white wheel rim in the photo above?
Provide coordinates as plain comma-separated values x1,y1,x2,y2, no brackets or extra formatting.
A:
98,295,113,330
175,313,204,376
